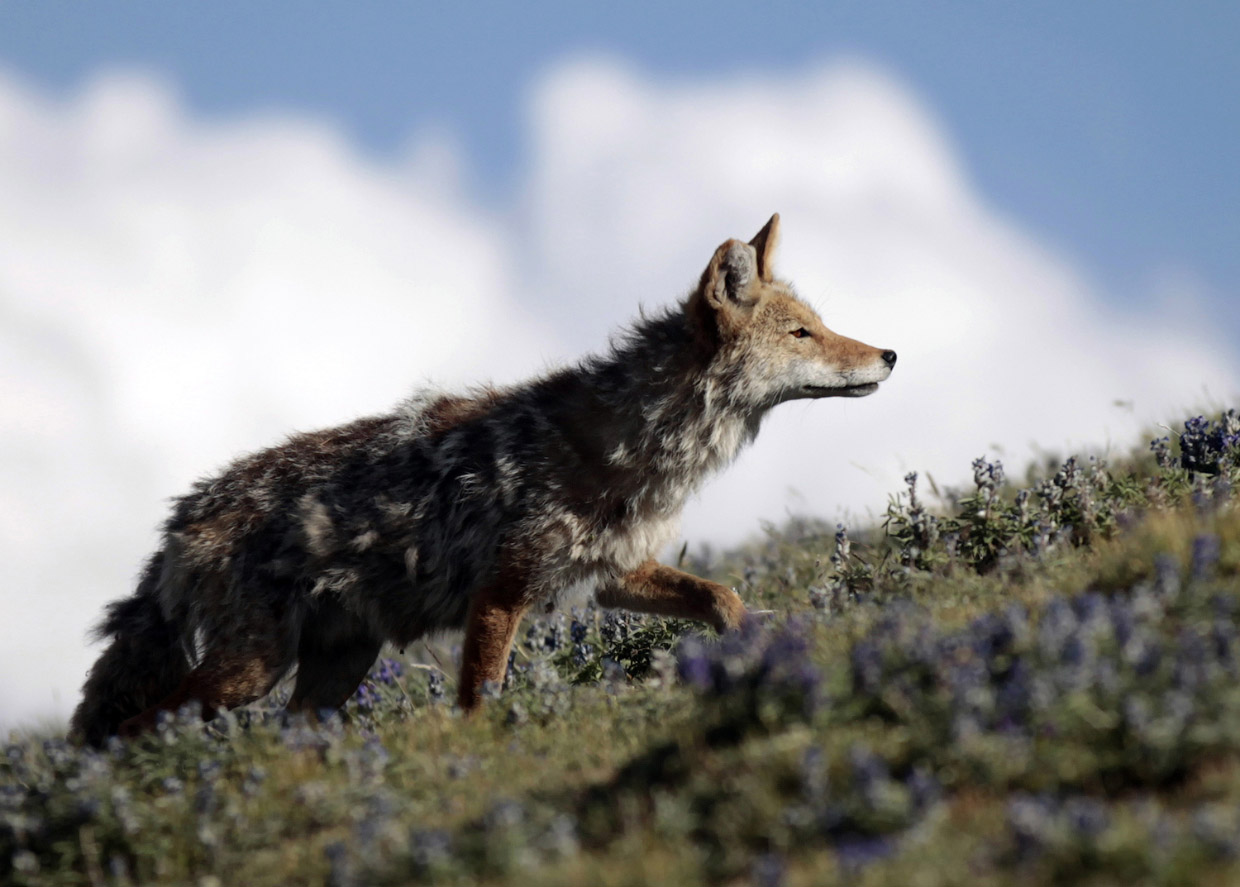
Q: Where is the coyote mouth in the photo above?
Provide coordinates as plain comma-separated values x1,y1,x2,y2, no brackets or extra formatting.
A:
802,382,880,398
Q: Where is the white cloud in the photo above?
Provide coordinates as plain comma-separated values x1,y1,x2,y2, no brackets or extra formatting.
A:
520,57,1238,537
0,70,549,730
0,58,1235,731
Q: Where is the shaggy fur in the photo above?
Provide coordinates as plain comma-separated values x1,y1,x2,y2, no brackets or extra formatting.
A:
69,214,896,745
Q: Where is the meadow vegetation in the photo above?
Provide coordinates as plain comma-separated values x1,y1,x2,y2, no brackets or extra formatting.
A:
4,409,1240,886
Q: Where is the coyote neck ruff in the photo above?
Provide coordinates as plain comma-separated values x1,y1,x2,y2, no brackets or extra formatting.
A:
69,213,897,745
387,311,758,620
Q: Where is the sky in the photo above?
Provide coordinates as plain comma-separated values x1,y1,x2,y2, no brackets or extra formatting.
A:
4,2,1236,310
1,2,1237,730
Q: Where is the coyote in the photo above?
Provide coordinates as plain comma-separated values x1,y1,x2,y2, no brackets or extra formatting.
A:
70,214,896,744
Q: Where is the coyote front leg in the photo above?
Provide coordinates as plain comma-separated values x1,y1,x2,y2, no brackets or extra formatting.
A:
458,583,530,712
597,560,747,633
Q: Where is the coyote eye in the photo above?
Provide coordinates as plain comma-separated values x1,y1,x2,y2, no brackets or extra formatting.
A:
790,327,811,339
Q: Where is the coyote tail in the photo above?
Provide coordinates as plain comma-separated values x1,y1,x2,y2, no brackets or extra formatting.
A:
69,552,189,746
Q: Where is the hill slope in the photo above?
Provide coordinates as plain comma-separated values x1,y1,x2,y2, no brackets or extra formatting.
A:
4,410,1240,886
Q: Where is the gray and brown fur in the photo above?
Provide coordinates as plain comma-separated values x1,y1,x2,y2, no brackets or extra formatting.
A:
69,214,896,745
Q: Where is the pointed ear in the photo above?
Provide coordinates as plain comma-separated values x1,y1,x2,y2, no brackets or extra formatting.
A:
748,213,780,282
702,239,759,311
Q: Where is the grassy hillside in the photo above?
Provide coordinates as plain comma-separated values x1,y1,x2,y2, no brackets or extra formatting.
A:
4,410,1240,886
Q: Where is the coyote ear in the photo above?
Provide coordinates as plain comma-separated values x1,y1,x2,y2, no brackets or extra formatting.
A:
748,213,780,282
703,239,759,311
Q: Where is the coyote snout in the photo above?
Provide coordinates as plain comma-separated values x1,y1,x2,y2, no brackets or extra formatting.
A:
797,342,897,400
71,212,895,745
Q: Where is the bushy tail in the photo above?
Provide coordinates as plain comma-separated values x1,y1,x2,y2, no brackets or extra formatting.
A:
69,553,190,746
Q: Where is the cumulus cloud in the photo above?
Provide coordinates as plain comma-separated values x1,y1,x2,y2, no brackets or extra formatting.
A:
520,58,1238,538
0,70,548,729
0,58,1235,730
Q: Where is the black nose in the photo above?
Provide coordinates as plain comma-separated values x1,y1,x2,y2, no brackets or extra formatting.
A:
881,350,897,368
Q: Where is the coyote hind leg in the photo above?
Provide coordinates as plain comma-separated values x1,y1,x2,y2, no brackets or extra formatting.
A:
287,609,382,718
117,647,291,738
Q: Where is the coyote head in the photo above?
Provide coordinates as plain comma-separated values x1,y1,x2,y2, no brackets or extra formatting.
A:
691,214,896,409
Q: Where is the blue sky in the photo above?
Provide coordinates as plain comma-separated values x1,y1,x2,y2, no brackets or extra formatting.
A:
2,1,1237,318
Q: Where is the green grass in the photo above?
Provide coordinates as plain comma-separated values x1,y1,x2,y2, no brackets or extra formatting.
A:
4,409,1240,886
